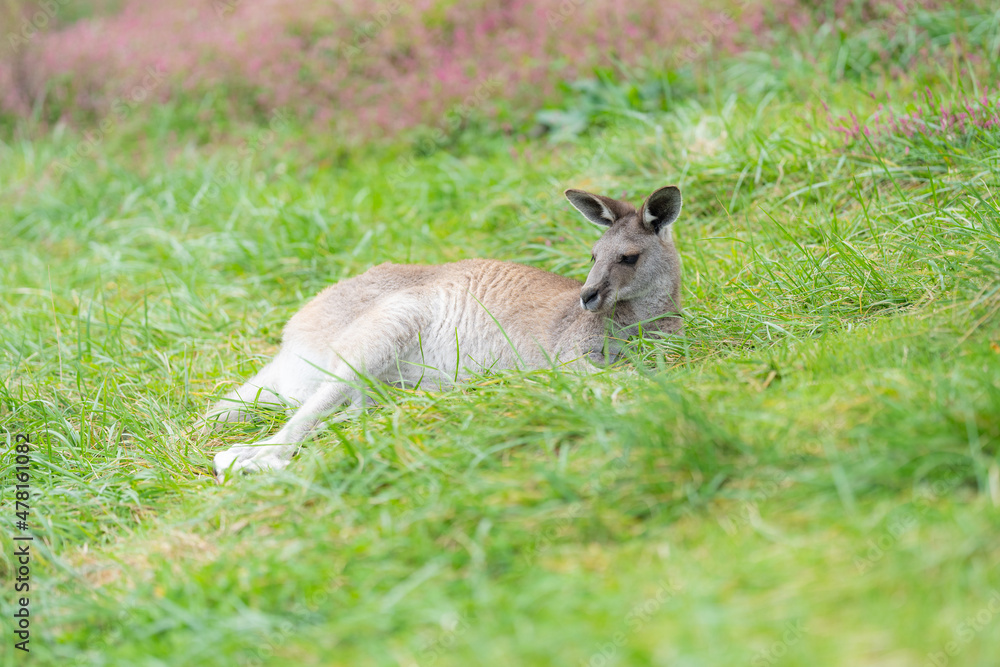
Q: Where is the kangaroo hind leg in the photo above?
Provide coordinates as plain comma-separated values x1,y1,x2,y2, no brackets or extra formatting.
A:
213,299,426,479
199,362,285,434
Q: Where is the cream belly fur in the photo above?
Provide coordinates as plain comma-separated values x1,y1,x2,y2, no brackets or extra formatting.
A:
205,186,685,479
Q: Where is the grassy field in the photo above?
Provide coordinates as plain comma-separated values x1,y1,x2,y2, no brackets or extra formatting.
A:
2,3,1000,666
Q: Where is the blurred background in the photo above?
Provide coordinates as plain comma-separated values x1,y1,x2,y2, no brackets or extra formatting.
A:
2,0,994,145
2,2,999,666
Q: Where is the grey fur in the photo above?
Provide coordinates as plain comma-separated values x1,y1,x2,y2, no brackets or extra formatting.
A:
206,186,684,478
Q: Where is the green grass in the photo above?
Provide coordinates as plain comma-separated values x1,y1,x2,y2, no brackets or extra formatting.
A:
2,11,1000,666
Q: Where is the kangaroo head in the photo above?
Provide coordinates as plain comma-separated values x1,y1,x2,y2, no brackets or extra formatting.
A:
565,186,682,314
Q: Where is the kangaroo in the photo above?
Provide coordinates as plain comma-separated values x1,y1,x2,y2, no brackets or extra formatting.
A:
206,186,683,478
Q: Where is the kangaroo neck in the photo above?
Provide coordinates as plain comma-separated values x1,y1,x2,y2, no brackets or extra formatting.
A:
608,285,682,335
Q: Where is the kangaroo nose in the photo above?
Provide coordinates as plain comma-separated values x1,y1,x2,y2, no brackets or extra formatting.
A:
581,286,600,311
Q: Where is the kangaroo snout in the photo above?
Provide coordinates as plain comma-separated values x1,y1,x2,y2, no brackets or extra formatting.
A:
580,286,601,311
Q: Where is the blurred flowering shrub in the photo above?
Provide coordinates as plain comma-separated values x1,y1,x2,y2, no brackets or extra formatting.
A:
829,88,1000,150
2,0,991,138
0,0,808,136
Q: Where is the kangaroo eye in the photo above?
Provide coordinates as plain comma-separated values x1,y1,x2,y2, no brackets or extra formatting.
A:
590,254,596,263
621,254,640,265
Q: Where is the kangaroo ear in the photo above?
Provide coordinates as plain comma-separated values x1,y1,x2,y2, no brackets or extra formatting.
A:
565,189,633,227
640,186,682,235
